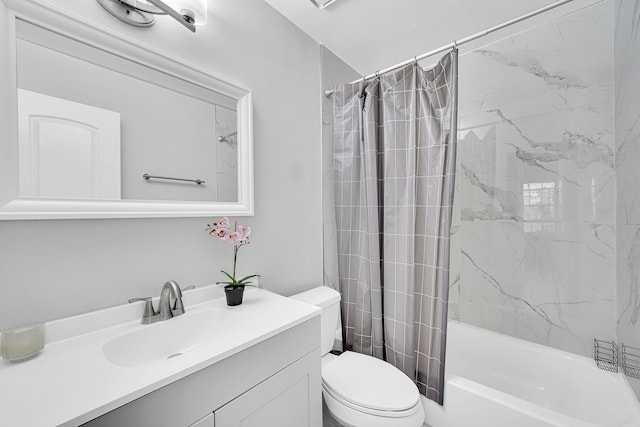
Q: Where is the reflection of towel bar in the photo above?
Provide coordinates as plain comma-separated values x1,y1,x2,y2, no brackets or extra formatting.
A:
143,174,205,185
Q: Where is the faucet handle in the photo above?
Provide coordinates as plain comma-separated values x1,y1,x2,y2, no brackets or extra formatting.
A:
172,284,194,315
128,297,157,324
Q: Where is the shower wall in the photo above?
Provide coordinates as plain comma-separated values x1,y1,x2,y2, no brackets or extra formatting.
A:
615,0,640,398
450,1,616,357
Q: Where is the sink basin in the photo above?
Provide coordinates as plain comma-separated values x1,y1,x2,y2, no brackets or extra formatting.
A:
103,308,245,367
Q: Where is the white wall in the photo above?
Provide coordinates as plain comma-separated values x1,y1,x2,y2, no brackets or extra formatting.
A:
0,0,323,329
0,1,15,207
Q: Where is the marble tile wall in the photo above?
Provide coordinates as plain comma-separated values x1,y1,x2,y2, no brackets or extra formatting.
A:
615,0,640,399
451,1,617,357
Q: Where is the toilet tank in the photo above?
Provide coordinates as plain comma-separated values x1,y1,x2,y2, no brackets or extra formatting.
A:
290,286,341,356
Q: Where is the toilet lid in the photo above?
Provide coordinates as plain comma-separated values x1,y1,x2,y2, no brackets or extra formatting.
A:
322,351,420,412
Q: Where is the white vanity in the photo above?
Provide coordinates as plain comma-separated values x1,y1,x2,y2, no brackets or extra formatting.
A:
0,286,322,426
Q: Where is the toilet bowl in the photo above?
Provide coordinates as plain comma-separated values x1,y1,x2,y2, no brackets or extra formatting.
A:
290,287,425,427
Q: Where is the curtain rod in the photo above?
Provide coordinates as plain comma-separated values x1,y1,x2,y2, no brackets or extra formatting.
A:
324,0,577,98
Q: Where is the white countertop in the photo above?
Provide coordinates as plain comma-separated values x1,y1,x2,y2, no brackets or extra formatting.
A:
0,286,320,426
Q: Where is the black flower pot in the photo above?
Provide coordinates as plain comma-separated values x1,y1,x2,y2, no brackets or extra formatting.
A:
224,285,245,306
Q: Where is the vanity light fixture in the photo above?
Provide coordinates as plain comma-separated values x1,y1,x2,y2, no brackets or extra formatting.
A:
96,0,207,33
310,0,340,9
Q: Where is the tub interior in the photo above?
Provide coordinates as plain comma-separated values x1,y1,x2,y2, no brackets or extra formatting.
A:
443,321,640,426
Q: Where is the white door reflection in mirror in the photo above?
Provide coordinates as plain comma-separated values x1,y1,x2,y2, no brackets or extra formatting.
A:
18,89,121,200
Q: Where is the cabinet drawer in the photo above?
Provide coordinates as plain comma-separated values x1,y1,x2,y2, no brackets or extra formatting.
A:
215,350,321,427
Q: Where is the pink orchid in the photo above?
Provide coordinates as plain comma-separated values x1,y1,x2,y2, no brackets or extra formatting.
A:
222,231,241,245
206,218,257,287
237,225,251,243
216,217,230,229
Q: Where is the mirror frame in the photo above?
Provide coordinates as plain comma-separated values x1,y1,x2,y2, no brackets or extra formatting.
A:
0,0,254,220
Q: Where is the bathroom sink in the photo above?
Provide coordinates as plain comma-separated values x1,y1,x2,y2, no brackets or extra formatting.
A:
102,308,245,367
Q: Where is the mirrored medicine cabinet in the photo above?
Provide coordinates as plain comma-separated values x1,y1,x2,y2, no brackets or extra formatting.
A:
0,0,254,219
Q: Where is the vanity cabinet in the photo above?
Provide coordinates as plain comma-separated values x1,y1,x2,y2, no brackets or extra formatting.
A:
215,350,317,426
82,317,321,427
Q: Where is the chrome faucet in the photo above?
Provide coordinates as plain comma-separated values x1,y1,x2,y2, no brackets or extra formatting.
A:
129,281,195,324
158,280,184,321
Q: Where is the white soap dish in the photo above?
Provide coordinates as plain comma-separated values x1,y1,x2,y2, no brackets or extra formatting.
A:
1,323,45,362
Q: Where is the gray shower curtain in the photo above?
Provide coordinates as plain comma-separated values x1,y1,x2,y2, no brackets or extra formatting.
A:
332,49,458,405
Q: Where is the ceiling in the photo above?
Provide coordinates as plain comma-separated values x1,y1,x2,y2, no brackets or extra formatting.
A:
262,0,584,74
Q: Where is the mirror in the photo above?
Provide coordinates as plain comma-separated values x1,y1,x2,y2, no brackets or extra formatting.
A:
0,0,253,219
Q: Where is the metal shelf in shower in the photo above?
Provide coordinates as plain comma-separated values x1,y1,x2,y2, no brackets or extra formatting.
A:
594,339,618,373
622,344,640,380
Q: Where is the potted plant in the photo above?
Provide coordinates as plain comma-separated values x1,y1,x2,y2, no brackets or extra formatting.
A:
206,217,259,306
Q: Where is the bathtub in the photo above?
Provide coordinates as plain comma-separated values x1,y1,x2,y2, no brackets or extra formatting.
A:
422,321,640,427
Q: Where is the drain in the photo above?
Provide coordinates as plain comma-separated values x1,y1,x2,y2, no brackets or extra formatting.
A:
166,352,183,359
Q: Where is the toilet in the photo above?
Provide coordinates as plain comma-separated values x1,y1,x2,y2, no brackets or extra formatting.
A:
291,287,425,427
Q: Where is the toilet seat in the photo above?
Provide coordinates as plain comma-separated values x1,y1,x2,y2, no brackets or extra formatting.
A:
322,383,422,418
321,351,425,427
322,351,420,413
